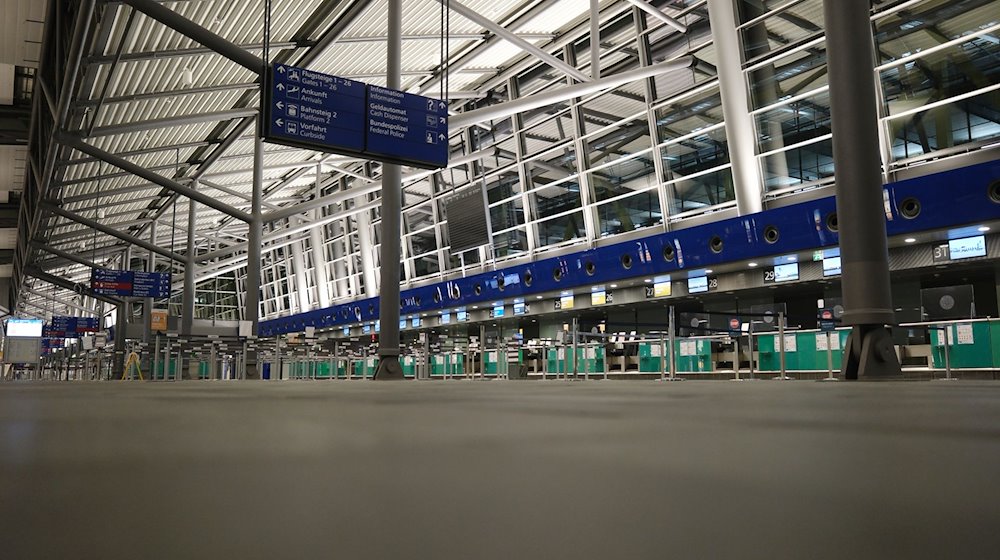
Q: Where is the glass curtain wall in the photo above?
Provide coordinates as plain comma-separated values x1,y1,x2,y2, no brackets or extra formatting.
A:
255,0,999,321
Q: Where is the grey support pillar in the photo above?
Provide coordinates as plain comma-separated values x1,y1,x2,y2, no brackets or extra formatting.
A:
707,0,763,215
113,303,126,380
143,220,156,376
244,123,264,379
374,0,404,380
182,199,196,336
824,0,900,379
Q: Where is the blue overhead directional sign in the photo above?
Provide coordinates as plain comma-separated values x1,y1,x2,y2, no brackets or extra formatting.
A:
90,268,171,298
262,64,449,170
365,85,449,169
266,64,367,155
91,268,132,296
132,271,172,299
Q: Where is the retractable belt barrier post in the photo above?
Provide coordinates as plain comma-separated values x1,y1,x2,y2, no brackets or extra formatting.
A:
774,312,793,381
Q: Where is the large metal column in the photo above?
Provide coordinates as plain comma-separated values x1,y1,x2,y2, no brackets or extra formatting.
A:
824,0,900,379
310,164,332,308
707,0,763,215
330,209,350,299
244,124,264,379
355,205,379,293
374,0,404,379
143,220,156,376
113,302,126,380
182,198,196,336
289,218,311,312
590,0,601,79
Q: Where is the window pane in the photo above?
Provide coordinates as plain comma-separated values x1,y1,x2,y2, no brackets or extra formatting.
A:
532,180,582,221
654,85,724,145
887,91,1000,161
493,228,528,258
739,0,824,62
662,126,730,181
597,189,662,237
880,36,1000,117
762,137,834,190
667,167,735,214
749,42,827,111
537,212,586,247
875,0,1000,64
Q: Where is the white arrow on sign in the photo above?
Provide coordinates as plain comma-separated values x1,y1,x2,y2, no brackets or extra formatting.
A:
439,116,446,124
276,101,284,110
439,101,447,110
276,83,285,92
277,66,286,74
438,133,446,141
275,119,284,127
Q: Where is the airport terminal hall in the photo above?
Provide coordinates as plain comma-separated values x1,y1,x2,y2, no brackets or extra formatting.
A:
3,0,1000,557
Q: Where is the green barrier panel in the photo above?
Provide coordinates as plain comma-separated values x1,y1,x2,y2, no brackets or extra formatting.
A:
638,342,669,373
576,346,604,375
545,347,603,374
430,355,444,376
312,362,333,378
673,339,713,372
546,348,565,374
990,319,1000,368
154,359,178,379
449,354,464,376
930,321,995,368
336,363,348,378
353,357,378,378
757,330,850,371
402,356,416,378
430,354,465,376
485,350,523,375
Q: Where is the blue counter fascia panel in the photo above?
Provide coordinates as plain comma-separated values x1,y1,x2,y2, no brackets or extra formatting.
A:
260,159,1000,336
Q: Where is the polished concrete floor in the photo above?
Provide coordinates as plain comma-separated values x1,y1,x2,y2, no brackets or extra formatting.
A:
1,379,999,559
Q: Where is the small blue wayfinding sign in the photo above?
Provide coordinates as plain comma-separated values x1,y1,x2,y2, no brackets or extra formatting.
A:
263,64,448,170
